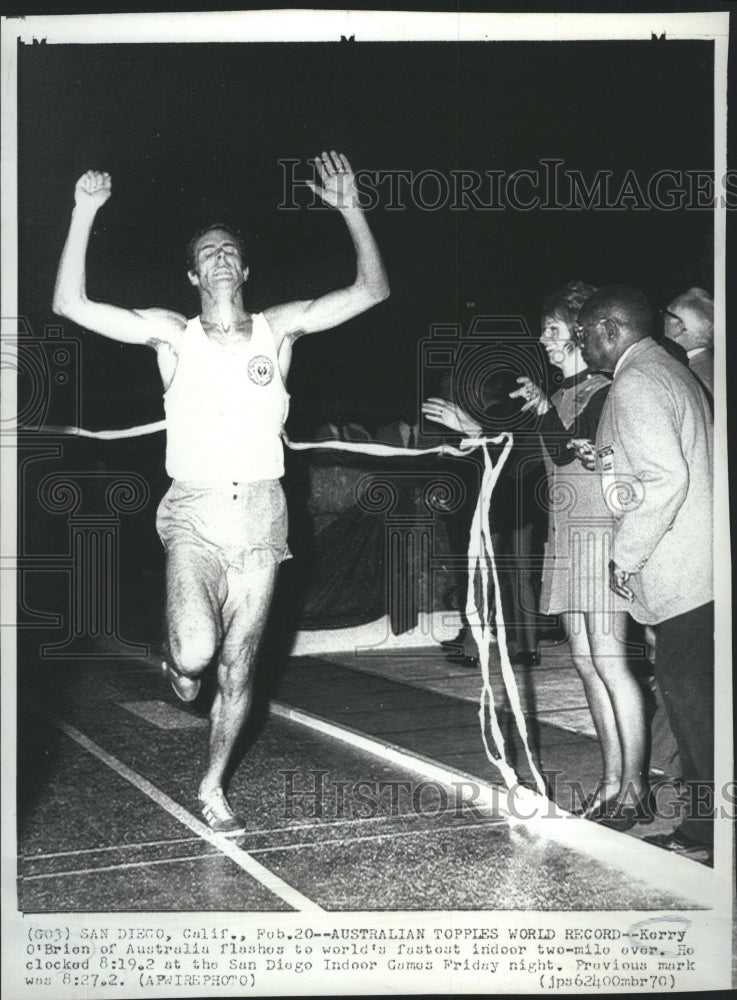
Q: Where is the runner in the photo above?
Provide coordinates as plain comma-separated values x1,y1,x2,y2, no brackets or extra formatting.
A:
53,152,389,833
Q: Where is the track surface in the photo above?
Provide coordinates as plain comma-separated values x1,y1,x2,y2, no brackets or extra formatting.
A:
17,654,697,912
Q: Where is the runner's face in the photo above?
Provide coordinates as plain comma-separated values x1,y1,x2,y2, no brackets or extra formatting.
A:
189,229,247,290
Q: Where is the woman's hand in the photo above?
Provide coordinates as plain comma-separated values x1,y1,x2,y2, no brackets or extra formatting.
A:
509,376,549,414
422,397,481,435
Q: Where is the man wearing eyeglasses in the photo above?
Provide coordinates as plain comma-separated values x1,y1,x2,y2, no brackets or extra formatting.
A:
575,285,714,865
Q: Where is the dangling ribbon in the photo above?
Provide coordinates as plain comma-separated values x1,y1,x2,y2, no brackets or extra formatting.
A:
468,434,546,795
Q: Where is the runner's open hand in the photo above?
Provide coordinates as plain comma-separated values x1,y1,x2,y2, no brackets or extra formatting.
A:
308,151,357,211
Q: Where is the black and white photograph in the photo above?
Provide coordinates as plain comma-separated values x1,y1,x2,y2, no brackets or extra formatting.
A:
1,8,733,997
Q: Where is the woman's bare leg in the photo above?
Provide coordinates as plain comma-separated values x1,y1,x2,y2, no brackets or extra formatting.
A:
563,611,622,805
585,610,648,804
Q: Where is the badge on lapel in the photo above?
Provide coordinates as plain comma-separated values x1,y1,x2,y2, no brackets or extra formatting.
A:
597,444,614,472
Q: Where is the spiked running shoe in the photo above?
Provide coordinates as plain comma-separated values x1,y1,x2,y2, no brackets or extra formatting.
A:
198,787,246,836
162,659,200,703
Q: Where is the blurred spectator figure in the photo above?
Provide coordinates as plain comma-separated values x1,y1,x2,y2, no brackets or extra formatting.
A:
423,370,546,668
376,399,458,632
314,400,372,443
308,400,373,534
478,370,545,667
300,398,457,633
420,378,483,660
376,398,433,450
662,287,714,402
300,401,380,629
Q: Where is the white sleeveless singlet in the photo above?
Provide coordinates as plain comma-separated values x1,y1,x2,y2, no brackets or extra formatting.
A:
164,313,289,483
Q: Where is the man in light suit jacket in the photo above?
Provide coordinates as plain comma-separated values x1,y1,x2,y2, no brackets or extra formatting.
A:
576,285,714,864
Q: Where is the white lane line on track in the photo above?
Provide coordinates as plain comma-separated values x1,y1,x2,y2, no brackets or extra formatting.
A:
269,700,504,808
23,819,502,880
21,852,222,881
22,802,501,864
23,836,207,860
41,710,323,913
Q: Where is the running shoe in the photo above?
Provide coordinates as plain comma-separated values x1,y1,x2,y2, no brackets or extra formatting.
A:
198,787,246,836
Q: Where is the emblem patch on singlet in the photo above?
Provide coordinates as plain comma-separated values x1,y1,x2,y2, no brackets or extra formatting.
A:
248,355,274,386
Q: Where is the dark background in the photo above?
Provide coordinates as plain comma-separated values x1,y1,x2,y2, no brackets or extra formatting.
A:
17,37,715,430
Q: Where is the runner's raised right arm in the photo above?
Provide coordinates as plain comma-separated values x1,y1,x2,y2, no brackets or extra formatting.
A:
53,171,184,350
